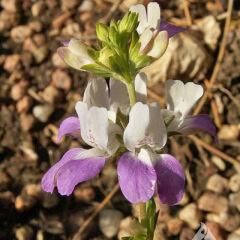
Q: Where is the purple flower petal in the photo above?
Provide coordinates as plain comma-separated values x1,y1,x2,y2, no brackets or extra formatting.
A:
57,117,81,143
160,20,186,38
117,151,157,204
155,154,185,205
57,155,106,195
61,41,69,47
181,114,218,143
41,148,82,194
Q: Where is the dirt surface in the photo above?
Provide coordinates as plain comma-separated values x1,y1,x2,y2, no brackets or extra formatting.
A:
0,0,240,240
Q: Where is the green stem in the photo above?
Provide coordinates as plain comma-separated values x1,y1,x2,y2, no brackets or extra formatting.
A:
126,81,137,107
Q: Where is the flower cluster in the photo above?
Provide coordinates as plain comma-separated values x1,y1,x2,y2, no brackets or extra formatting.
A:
42,2,216,208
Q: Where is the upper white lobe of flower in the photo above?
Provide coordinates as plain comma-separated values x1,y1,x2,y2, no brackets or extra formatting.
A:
124,102,167,152
83,73,147,122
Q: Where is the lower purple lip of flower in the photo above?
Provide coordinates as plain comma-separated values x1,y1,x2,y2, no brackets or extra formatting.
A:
41,148,106,196
181,114,218,143
155,154,185,205
117,151,157,204
57,117,81,143
160,20,186,38
61,41,69,47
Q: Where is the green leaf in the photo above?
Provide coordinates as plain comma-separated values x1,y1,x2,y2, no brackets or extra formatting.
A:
135,55,152,69
109,26,119,47
87,49,100,62
109,55,123,76
110,19,118,31
130,31,140,52
81,64,112,77
96,23,109,42
164,115,175,128
116,108,129,129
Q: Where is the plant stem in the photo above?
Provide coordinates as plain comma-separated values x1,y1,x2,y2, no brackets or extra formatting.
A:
137,202,146,224
126,81,137,107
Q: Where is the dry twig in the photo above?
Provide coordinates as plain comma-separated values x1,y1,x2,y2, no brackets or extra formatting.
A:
73,183,120,240
194,0,234,115
182,0,192,26
189,135,240,168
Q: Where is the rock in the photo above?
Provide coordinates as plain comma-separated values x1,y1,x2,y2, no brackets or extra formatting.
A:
198,192,228,213
20,113,36,131
3,54,20,73
79,11,93,22
53,11,72,29
46,0,58,9
179,192,190,205
33,45,49,63
11,25,33,43
78,0,93,12
99,209,123,238
153,223,168,240
167,218,184,236
1,0,19,12
229,174,240,192
218,125,239,141
21,51,33,68
15,225,34,240
206,174,229,194
23,37,37,52
206,222,226,240
33,34,46,47
52,69,72,90
15,194,37,211
43,85,63,104
16,96,33,113
0,171,11,188
36,230,44,240
0,191,15,206
206,213,220,223
73,186,95,202
31,1,46,17
118,217,134,240
52,52,68,68
179,227,195,240
28,21,43,32
228,234,240,240
11,81,29,101
0,10,20,32
61,22,81,38
61,0,80,10
154,195,170,222
19,142,38,162
211,155,226,171
179,203,204,230
33,105,54,122
24,184,42,198
229,191,240,211
219,212,240,232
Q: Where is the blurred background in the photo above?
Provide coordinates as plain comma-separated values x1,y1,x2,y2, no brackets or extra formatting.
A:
0,0,240,239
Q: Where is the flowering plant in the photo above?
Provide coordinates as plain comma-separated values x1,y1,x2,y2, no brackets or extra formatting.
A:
42,3,217,239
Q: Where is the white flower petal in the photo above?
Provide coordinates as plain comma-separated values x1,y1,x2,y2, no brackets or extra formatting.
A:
83,77,110,109
106,124,123,155
109,78,130,121
165,80,203,118
147,31,169,58
75,101,109,149
68,38,95,65
139,28,153,54
135,72,147,104
147,2,160,30
123,102,167,152
130,4,147,34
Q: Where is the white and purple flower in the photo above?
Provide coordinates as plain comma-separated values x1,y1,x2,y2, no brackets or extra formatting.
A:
130,2,185,58
162,80,218,142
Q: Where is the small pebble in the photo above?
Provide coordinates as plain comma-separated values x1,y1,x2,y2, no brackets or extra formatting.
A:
11,81,29,101
0,10,20,31
229,191,240,211
78,0,93,12
16,96,33,113
229,174,240,192
52,69,72,90
219,212,240,232
20,113,36,131
31,1,46,17
167,218,184,236
73,186,95,202
211,155,226,171
206,221,226,240
15,194,37,211
11,25,33,43
61,0,80,11
198,192,229,213
218,125,239,141
179,203,204,230
53,11,72,29
1,0,19,12
43,85,63,104
33,45,49,63
179,227,195,240
33,105,54,122
15,225,34,240
206,174,229,194
118,217,134,240
4,54,20,73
